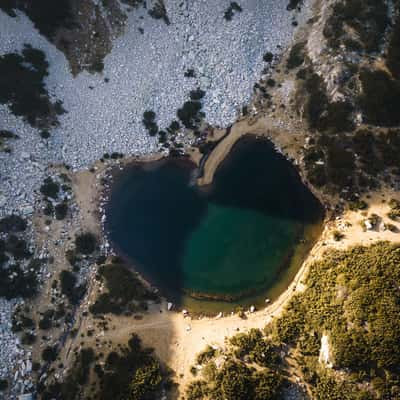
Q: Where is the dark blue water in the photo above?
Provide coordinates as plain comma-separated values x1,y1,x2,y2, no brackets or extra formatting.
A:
106,136,323,305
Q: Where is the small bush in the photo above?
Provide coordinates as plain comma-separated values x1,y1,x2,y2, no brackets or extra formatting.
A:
287,42,306,69
332,230,344,241
75,232,97,255
263,52,273,63
55,202,68,220
60,270,86,304
42,346,58,362
40,177,59,199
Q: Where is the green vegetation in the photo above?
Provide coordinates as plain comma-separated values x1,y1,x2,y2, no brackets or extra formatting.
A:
0,379,8,391
287,42,306,69
0,214,27,233
41,335,167,400
287,0,303,11
263,52,274,63
195,346,216,365
0,0,74,39
42,346,58,362
148,0,170,25
303,128,400,193
332,230,344,241
0,129,19,152
359,69,400,127
388,198,400,220
0,214,40,299
74,232,97,255
0,259,40,299
323,0,388,53
387,11,400,80
40,347,95,400
224,2,242,21
0,45,63,127
177,100,204,129
348,198,368,211
273,242,400,398
229,329,280,367
60,270,86,305
187,329,283,400
142,110,158,136
40,177,60,199
299,68,354,133
54,201,68,220
89,262,158,315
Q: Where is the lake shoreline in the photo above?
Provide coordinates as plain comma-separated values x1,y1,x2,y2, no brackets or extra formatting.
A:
102,134,325,313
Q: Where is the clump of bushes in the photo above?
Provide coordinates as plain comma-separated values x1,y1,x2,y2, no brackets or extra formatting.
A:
148,0,170,25
1,0,74,39
89,262,158,315
41,335,167,400
224,2,242,21
273,242,400,397
230,329,280,367
263,52,273,63
186,359,283,400
323,0,389,53
74,232,97,255
348,198,368,211
42,345,58,362
0,260,39,299
359,69,400,127
142,110,158,136
195,346,216,365
40,177,60,199
0,214,27,233
187,327,284,400
287,42,306,69
177,100,204,129
0,45,64,127
388,198,400,220
54,201,68,220
332,230,344,241
60,270,86,305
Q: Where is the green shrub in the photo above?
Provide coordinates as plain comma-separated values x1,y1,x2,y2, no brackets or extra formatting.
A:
42,346,58,362
89,263,157,315
60,270,86,304
332,230,344,241
287,42,306,69
0,215,27,233
195,345,216,365
75,232,97,254
177,100,203,129
0,45,62,127
55,202,68,220
359,69,400,127
274,242,400,395
40,177,60,199
0,261,39,299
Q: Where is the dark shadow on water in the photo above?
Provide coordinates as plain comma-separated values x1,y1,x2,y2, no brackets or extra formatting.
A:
105,135,324,310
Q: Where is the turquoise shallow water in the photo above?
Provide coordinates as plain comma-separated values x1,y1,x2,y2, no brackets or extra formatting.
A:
182,204,300,297
106,136,323,306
